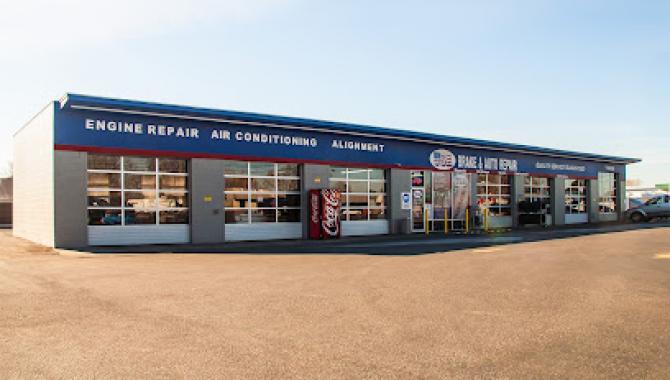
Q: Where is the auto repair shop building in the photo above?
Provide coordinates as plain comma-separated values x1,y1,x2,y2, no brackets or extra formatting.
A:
13,94,639,248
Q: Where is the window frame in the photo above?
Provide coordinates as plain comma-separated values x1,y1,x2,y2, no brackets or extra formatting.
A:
87,155,189,226
597,172,617,214
329,167,387,221
223,161,301,224
522,176,552,214
564,179,587,215
476,173,511,216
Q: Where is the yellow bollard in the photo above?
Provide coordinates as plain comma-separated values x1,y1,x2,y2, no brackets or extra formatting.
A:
424,209,429,235
444,208,448,235
484,207,489,233
465,208,470,234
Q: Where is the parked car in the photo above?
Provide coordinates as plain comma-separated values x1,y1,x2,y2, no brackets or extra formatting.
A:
625,195,670,222
627,198,644,208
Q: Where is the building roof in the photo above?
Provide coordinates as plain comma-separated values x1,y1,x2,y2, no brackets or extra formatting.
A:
0,177,12,202
59,93,640,165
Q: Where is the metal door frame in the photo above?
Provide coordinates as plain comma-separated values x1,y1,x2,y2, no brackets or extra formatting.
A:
411,187,426,232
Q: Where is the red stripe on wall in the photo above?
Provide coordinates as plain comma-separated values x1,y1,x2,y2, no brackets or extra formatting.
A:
54,144,433,171
53,144,598,179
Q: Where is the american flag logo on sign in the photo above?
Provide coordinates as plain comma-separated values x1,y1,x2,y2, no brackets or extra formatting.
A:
429,149,456,170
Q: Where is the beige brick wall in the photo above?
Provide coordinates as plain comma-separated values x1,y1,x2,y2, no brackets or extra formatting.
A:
13,103,55,247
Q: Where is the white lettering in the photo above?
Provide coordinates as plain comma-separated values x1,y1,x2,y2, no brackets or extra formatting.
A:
85,119,194,139
330,139,384,153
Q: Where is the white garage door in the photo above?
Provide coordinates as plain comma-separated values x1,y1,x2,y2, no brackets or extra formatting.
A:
341,220,389,237
329,167,388,237
223,161,302,242
88,225,190,246
225,222,302,241
86,154,190,246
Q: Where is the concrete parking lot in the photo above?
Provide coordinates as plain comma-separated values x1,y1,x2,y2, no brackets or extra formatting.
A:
1,227,670,379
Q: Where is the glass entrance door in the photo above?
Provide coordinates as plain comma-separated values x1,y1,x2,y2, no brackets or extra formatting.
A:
450,172,470,230
412,188,425,232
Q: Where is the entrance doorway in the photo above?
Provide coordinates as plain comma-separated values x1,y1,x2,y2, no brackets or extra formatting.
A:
411,171,471,232
411,188,425,232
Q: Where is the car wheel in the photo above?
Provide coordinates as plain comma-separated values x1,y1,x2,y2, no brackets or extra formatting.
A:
630,212,645,223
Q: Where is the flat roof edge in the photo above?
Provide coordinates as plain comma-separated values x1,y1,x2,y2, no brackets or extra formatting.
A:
59,93,641,165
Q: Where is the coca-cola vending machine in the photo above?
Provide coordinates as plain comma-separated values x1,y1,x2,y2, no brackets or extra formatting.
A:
320,189,342,239
308,189,342,239
308,189,322,239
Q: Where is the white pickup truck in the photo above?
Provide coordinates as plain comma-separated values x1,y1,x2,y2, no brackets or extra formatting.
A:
626,195,670,222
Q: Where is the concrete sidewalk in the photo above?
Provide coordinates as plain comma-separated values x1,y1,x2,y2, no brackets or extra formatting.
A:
81,222,670,255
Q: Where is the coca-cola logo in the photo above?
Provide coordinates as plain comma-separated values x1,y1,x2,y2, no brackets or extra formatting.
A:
321,189,341,237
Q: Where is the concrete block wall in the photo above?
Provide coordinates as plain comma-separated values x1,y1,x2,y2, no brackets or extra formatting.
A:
13,103,55,247
551,177,566,226
388,169,411,234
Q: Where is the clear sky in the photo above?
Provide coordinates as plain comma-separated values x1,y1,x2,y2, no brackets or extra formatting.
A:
0,0,667,184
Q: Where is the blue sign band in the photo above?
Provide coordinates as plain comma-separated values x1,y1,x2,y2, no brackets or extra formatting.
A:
54,106,624,178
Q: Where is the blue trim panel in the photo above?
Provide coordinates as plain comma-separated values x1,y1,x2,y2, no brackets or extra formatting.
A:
59,93,639,164
54,104,627,178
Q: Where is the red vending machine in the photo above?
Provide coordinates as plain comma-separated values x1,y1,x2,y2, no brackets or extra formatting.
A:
320,189,342,239
308,189,342,239
308,189,322,240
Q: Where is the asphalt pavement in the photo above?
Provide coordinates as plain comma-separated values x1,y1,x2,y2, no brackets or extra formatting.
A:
1,225,670,379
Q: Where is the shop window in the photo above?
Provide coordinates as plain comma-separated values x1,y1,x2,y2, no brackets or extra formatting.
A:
223,160,248,176
223,161,300,224
565,179,587,214
87,154,120,171
521,176,552,214
124,174,156,190
87,191,122,207
88,209,122,226
160,209,189,224
598,173,617,213
476,174,511,216
329,167,387,221
87,154,189,226
278,209,300,222
159,158,187,173
123,156,156,172
87,173,121,188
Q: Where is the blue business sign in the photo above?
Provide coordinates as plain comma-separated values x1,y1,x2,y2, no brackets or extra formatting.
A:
54,106,623,178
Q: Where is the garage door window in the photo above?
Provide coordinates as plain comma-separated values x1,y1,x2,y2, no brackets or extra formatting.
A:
598,173,617,213
87,154,189,226
329,167,386,221
522,176,551,214
224,161,300,224
476,174,511,216
565,179,587,214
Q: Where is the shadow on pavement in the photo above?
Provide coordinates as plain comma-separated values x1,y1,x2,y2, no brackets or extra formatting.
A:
79,222,670,256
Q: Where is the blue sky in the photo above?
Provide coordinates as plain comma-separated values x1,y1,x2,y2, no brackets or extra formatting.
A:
1,0,667,185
